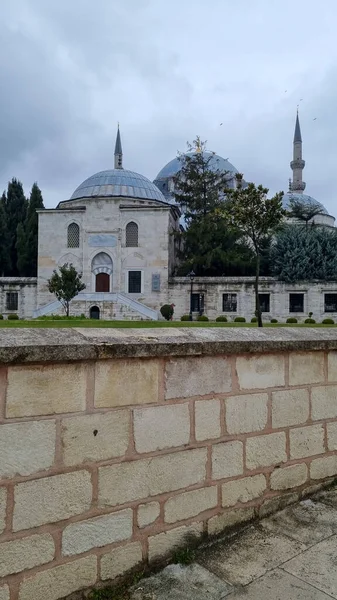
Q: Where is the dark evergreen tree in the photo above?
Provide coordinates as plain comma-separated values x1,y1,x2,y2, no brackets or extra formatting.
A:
4,178,27,276
0,193,10,275
23,183,44,276
173,138,255,276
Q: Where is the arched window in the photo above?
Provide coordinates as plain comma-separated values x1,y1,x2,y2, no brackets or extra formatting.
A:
67,223,80,248
126,222,138,247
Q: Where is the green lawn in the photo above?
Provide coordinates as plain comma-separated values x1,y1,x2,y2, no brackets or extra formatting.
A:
0,320,336,328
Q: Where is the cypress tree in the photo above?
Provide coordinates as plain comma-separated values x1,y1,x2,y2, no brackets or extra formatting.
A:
24,183,44,276
5,178,27,276
0,193,10,275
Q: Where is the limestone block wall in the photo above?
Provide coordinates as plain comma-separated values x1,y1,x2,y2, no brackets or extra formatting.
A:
0,279,37,319
1,328,337,599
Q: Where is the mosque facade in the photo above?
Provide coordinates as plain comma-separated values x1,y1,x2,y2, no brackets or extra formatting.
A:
0,113,336,322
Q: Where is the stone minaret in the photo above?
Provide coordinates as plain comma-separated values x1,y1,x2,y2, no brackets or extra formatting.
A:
290,111,306,193
114,124,123,169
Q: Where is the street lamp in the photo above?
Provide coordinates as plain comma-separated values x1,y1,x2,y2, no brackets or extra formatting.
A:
188,270,195,321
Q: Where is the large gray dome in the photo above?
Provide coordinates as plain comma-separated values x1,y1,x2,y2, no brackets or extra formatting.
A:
155,152,238,181
282,192,329,215
71,169,166,202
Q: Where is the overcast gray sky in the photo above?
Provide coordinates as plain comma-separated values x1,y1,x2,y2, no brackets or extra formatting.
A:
1,0,337,213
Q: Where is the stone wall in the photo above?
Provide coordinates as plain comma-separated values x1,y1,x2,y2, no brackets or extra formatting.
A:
1,328,337,599
0,278,37,319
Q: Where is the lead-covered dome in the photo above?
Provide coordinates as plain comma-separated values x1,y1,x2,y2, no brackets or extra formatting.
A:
155,152,238,181
71,169,166,202
282,192,329,215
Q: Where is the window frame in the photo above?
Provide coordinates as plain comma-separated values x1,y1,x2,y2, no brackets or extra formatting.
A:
127,270,142,294
6,291,18,311
67,222,80,248
222,293,237,313
258,293,270,313
125,221,139,248
324,293,337,313
289,293,305,313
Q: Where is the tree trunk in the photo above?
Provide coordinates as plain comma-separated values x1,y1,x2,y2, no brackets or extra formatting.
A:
254,252,263,328
66,301,69,317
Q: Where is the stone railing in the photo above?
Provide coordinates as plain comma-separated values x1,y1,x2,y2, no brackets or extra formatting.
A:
1,328,337,599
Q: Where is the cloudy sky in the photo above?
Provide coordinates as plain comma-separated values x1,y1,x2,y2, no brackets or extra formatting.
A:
2,0,337,212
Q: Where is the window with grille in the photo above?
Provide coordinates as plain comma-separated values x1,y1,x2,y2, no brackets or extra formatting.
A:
289,293,304,313
258,293,270,313
126,222,138,247
325,294,337,313
67,223,80,248
6,292,18,311
222,293,237,312
128,271,141,293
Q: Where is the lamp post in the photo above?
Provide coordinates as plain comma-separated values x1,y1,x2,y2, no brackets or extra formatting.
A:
188,270,195,321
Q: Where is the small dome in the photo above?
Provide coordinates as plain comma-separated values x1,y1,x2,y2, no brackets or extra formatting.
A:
71,169,166,202
283,192,329,215
155,152,238,181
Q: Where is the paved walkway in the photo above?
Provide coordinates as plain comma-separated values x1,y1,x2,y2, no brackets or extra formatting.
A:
130,488,337,599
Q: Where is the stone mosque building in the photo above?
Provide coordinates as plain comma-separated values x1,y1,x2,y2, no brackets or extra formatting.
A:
0,113,337,322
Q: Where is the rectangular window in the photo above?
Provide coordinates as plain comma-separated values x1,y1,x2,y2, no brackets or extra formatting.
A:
222,293,237,312
191,293,204,313
258,293,270,313
289,293,304,313
6,292,18,311
128,271,141,294
324,293,337,313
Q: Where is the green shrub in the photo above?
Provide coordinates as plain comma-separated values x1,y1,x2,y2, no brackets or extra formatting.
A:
160,304,174,321
7,314,19,320
270,318,278,323
180,315,190,321
322,318,335,325
305,318,316,324
286,317,298,323
251,317,257,323
216,316,227,322
234,317,246,323
197,315,209,321
0,314,3,320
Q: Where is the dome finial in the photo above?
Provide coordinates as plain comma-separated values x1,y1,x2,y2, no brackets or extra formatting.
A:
114,124,123,169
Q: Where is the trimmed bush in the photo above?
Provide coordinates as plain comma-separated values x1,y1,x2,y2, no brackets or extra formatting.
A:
251,317,258,323
216,316,227,322
322,318,335,325
304,318,316,324
270,318,278,323
286,317,298,323
180,315,190,321
7,314,19,320
0,315,3,320
197,315,209,321
160,304,174,321
234,317,246,323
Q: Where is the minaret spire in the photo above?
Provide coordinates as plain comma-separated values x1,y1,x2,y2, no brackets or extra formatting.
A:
114,124,123,169
290,109,305,192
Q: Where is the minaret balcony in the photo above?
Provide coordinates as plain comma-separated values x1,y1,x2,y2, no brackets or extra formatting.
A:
291,159,305,170
292,180,306,192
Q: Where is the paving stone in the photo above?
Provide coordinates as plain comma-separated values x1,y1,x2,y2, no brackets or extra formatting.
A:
130,563,233,600
260,498,337,545
313,488,337,508
229,568,332,599
284,534,337,599
198,525,305,586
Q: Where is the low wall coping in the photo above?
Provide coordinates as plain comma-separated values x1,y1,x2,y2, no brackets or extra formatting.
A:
1,327,337,364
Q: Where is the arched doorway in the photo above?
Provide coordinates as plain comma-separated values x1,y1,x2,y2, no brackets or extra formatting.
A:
90,306,100,319
95,272,109,292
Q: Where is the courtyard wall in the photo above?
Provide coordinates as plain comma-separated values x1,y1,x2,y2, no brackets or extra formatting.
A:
1,328,337,599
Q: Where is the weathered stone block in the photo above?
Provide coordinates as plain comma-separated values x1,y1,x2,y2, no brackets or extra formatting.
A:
272,389,309,428
327,422,337,451
212,441,243,480
0,420,55,478
18,555,97,600
6,363,86,417
62,410,129,466
134,404,190,453
94,358,159,408
236,355,285,390
311,386,337,420
101,542,143,580
195,399,221,441
225,393,268,434
137,502,160,528
148,522,203,561
165,356,231,400
0,487,6,534
207,508,254,535
246,433,287,469
270,464,307,490
164,486,218,523
310,455,337,480
328,352,337,382
62,509,132,556
13,470,92,531
221,475,266,507
289,352,324,385
0,533,55,577
289,424,325,459
0,586,9,600
99,448,207,507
